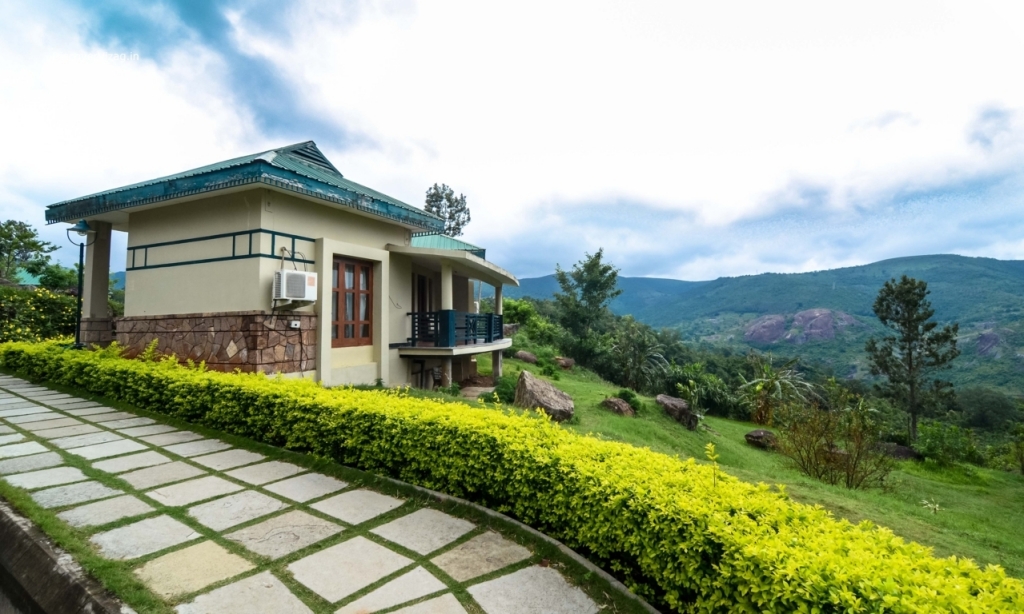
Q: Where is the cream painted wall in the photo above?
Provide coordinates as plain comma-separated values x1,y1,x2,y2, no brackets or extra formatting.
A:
263,191,409,250
389,255,413,345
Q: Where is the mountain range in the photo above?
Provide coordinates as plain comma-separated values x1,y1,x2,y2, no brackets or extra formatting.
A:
504,255,1024,394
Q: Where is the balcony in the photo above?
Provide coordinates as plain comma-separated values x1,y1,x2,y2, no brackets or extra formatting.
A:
399,311,509,357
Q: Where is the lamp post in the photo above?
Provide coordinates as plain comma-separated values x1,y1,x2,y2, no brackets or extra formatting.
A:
67,219,95,349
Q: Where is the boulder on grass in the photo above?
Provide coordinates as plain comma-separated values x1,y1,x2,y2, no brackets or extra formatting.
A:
514,350,538,364
514,370,574,422
555,356,576,370
656,394,698,430
879,443,923,461
601,397,634,417
745,429,777,450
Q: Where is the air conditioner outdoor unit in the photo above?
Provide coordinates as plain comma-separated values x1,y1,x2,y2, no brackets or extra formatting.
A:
273,270,318,302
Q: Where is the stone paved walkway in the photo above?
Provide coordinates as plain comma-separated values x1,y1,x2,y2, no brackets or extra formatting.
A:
0,375,601,613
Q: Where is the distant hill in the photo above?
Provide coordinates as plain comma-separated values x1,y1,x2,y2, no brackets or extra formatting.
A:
506,255,1024,394
111,271,125,290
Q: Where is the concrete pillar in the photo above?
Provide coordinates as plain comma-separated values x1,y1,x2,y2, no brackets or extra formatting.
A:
441,261,453,310
442,357,453,386
80,221,113,346
491,284,503,378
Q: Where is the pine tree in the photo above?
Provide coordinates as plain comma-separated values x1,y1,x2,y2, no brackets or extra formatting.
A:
424,184,471,237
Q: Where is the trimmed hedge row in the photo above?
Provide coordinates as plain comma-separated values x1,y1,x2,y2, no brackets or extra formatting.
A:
2,341,1023,613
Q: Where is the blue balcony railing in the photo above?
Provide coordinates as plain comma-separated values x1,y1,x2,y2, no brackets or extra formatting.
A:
408,311,504,347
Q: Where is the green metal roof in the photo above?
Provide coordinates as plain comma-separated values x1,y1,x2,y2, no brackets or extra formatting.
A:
46,142,445,232
411,234,486,259
13,269,41,286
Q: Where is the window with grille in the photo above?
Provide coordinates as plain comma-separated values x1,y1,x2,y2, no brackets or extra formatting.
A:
332,257,373,347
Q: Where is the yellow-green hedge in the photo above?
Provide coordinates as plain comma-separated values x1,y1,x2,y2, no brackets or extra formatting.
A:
2,341,1022,613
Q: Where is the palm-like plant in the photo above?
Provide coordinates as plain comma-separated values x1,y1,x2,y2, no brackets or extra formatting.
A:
738,353,816,424
612,318,669,392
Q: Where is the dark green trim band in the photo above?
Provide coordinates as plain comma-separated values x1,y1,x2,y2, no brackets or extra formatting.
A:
126,228,316,272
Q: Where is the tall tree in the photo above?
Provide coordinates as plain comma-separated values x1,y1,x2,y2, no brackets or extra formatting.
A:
553,249,622,365
611,316,668,392
424,184,471,237
865,276,959,441
0,220,57,283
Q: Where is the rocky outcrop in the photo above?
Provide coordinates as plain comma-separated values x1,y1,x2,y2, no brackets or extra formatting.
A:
976,331,1002,357
601,397,634,417
555,357,576,370
656,394,698,430
744,315,787,343
745,429,777,450
514,371,574,422
514,351,538,364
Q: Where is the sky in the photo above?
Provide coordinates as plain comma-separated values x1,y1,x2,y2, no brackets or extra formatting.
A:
2,0,1023,281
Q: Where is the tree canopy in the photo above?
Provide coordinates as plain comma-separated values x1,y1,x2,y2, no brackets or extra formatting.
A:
552,249,621,366
0,220,57,283
424,184,471,237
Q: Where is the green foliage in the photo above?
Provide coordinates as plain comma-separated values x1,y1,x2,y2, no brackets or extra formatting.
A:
1010,424,1024,475
483,374,518,404
4,341,1024,612
671,361,734,418
501,297,538,325
0,220,57,282
866,275,961,440
435,382,461,396
32,262,78,291
424,183,471,237
738,353,815,425
0,287,75,342
957,387,1021,430
610,317,668,393
553,249,620,366
916,421,980,466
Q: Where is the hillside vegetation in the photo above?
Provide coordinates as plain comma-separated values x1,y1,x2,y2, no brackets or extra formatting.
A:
476,354,1024,578
505,254,1024,394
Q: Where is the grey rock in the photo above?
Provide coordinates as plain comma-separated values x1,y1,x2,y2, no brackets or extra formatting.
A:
744,429,778,450
656,394,698,430
513,371,574,422
513,350,537,364
600,397,635,417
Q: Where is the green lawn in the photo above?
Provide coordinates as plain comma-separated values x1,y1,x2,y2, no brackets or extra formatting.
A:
477,355,1024,577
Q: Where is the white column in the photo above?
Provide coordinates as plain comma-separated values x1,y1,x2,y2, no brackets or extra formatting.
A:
492,283,503,378
315,239,331,386
441,261,453,310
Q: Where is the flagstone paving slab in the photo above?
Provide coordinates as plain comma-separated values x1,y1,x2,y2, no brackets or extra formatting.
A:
65,406,115,416
175,571,313,614
311,489,405,525
19,417,83,431
336,566,447,614
467,565,598,614
46,400,101,408
70,439,148,460
288,535,413,603
118,424,177,437
100,417,156,429
120,461,206,489
135,540,256,598
372,509,476,555
146,475,244,507
58,495,156,528
390,594,468,614
188,490,288,531
0,406,49,418
31,481,122,509
36,424,102,439
0,452,63,475
263,473,347,503
224,460,305,485
140,431,203,446
6,412,61,424
430,531,532,582
74,412,121,423
87,411,140,423
163,439,232,458
4,466,87,490
0,434,24,445
191,449,265,471
91,515,201,560
0,425,12,434
0,442,49,458
225,509,343,559
93,450,171,473
50,431,123,449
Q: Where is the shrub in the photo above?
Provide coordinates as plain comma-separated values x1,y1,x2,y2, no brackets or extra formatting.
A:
2,341,1023,612
916,421,980,466
0,287,75,343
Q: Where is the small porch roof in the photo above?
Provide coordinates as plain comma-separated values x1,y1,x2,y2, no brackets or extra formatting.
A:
386,244,519,288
